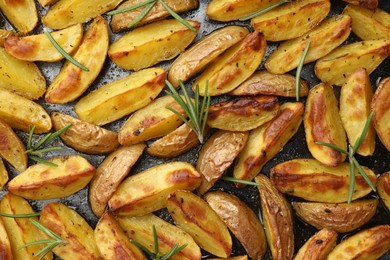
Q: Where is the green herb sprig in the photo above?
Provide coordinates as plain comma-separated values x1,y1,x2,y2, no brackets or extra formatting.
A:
221,176,261,186
239,1,286,21
296,40,311,101
316,112,376,203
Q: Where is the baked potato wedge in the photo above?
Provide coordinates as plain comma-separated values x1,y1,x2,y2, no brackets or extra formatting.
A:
343,0,378,10
0,159,8,190
168,26,249,87
204,191,267,260
266,14,351,74
51,112,119,155
45,16,109,104
0,0,37,33
167,190,232,258
0,47,45,100
109,19,200,71
255,174,294,260
377,171,390,211
0,217,12,260
117,213,201,260
0,88,51,133
372,77,390,152
40,202,101,259
75,67,166,126
7,155,95,200
109,161,201,216
327,225,390,260
293,199,378,233
251,0,330,41
207,96,279,131
270,159,377,203
314,39,390,86
37,0,57,7
196,130,249,195
89,144,145,217
294,229,337,260
209,257,248,260
194,32,266,96
233,102,304,185
0,29,16,47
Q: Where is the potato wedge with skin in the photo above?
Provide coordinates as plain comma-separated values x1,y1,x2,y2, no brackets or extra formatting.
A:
315,39,390,86
255,175,294,260
372,77,390,152
230,70,309,97
0,119,27,172
233,102,304,185
75,67,166,126
294,229,337,260
4,24,83,62
327,225,390,260
0,217,12,260
118,95,186,146
377,171,390,211
205,191,267,260
111,0,199,33
167,190,232,258
197,130,249,195
45,16,109,104
343,0,378,11
194,32,266,96
109,19,200,71
293,199,378,233
40,202,101,259
117,213,201,260
0,88,51,133
304,83,347,166
0,193,52,260
37,0,58,7
266,14,351,74
0,30,16,47
340,68,375,156
0,159,8,190
109,161,201,216
251,0,330,42
95,212,145,260
168,26,249,87
0,47,45,100
0,0,37,33
207,96,279,131
7,155,95,200
51,112,119,155
270,159,377,203
89,144,145,217
209,256,248,260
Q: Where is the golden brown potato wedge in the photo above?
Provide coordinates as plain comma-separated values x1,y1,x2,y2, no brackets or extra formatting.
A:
207,95,279,131
315,39,390,86
266,14,351,74
255,175,294,260
168,26,249,87
340,68,375,156
51,112,119,155
233,102,304,185
0,29,16,47
75,67,166,126
0,88,51,133
230,70,309,97
0,159,8,190
0,119,27,172
205,191,267,260
40,202,101,259
197,130,248,195
377,171,390,211
167,190,232,258
251,0,330,41
109,19,200,71
194,32,266,96
294,229,337,260
8,155,95,200
89,144,145,217
209,256,248,260
109,161,201,216
0,47,45,100
293,199,378,233
37,0,58,7
4,24,83,62
117,213,201,260
111,0,199,33
327,225,390,260
0,217,12,260
343,0,378,10
94,212,145,260
45,16,109,104
304,83,347,166
372,77,390,152
0,0,38,33
270,159,377,203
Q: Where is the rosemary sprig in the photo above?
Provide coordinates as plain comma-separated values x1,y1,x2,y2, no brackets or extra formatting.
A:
296,40,311,101
316,112,376,203
106,0,155,15
221,176,261,186
159,0,196,32
129,1,157,28
0,212,41,218
239,1,286,21
165,80,210,144
44,29,89,72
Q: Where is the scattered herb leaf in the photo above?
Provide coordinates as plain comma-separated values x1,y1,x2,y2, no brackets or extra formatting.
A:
221,176,261,186
106,0,156,15
128,1,157,29
159,0,197,31
239,1,286,21
296,40,311,101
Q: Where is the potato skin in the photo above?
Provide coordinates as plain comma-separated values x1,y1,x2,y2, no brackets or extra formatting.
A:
377,171,390,211
0,159,8,190
294,229,337,260
343,0,378,10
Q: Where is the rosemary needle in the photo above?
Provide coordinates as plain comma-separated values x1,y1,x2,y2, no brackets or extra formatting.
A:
128,1,157,28
296,40,311,101
221,176,261,186
159,0,197,32
239,1,286,21
106,0,155,15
